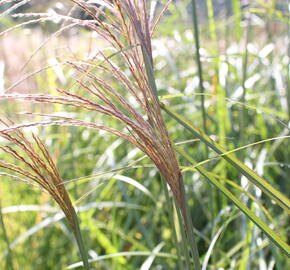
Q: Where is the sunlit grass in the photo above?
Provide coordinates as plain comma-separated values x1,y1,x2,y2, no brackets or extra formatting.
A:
0,0,289,269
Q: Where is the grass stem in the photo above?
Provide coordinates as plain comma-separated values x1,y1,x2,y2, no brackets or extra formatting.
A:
240,12,251,155
179,176,201,270
162,179,184,270
191,0,207,134
176,204,192,270
71,210,90,270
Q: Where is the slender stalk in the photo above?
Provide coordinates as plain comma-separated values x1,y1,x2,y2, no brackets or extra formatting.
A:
240,11,251,157
71,210,90,270
0,201,15,270
239,12,252,265
191,0,207,134
162,179,184,270
175,203,192,270
179,175,201,270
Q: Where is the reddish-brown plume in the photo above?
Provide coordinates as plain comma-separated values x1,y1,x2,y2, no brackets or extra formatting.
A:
0,1,184,207
0,118,79,233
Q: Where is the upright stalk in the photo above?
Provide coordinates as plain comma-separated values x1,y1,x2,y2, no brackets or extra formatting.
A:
179,175,201,270
162,179,184,270
191,0,207,134
175,202,193,270
71,210,90,270
240,12,251,156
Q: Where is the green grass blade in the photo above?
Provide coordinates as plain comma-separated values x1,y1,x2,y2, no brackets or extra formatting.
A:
159,92,288,121
176,147,290,256
161,104,290,213
209,175,275,223
182,136,290,172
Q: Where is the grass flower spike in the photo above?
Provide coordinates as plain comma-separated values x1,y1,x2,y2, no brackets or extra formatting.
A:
0,119,90,269
1,0,187,221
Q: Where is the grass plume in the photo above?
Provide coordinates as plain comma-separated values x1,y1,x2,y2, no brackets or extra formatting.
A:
0,118,90,269
0,0,189,224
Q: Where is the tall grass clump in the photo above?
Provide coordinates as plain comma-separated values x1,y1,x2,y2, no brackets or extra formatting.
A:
1,0,201,268
0,0,290,269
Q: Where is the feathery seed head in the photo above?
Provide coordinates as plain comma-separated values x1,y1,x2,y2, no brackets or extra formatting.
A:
0,0,183,206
